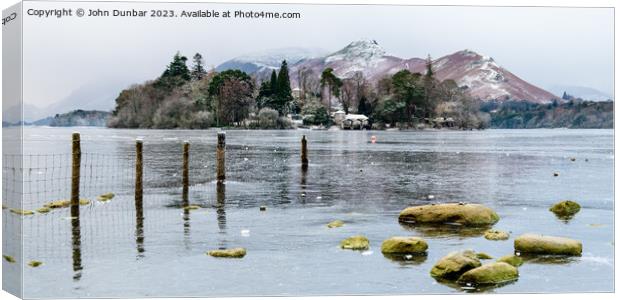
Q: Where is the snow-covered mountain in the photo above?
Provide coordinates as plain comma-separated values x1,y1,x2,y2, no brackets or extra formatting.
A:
228,39,560,103
216,47,329,78
426,50,558,102
289,40,423,83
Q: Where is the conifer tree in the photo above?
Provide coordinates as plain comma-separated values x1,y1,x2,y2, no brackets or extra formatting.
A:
269,70,278,95
191,53,206,80
275,60,294,114
156,52,191,90
423,54,436,117
164,52,191,80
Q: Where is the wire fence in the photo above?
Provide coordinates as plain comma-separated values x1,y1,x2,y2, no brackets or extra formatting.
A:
3,132,310,265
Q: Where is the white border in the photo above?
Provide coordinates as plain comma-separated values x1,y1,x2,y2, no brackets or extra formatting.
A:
0,1,617,300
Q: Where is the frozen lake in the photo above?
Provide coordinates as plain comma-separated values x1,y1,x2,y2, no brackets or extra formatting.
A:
2,127,614,297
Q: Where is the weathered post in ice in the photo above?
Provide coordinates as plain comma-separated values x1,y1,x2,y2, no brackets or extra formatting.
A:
135,138,144,210
216,132,226,181
70,132,81,219
301,135,309,170
135,138,145,255
182,141,190,202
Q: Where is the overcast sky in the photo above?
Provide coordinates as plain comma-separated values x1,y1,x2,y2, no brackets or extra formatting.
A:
22,1,613,108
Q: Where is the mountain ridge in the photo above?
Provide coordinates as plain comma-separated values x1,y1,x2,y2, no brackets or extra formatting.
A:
218,39,560,103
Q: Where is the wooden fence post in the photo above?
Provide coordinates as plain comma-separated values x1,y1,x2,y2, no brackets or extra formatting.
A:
70,132,83,280
216,132,226,181
70,132,81,219
135,138,144,209
301,135,308,170
182,141,190,202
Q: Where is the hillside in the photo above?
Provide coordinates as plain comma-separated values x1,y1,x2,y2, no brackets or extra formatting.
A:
484,100,613,129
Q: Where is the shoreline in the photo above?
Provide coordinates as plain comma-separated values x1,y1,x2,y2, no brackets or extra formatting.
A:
7,125,614,130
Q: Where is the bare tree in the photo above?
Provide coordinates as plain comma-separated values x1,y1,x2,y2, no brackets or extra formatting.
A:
217,78,254,126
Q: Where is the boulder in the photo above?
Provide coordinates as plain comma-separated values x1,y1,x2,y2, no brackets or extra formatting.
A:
430,250,481,280
327,220,344,228
183,205,201,210
381,237,428,254
457,262,519,286
27,260,43,267
207,248,247,258
382,253,428,265
549,200,581,218
36,207,51,214
97,192,115,202
340,235,370,250
44,200,70,208
9,208,34,216
484,229,509,240
514,234,582,256
401,223,488,238
399,203,499,226
496,254,523,267
476,252,493,259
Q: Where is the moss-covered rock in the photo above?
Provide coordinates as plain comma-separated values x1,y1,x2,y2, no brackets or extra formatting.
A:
207,248,247,258
400,223,488,238
3,255,16,263
549,200,581,218
97,192,115,202
514,234,582,256
496,255,523,267
382,253,428,265
456,262,518,286
9,208,34,216
327,220,344,228
27,261,43,267
36,207,52,214
484,230,509,240
476,252,493,259
183,205,201,210
381,237,428,254
44,199,89,208
430,250,482,280
340,235,370,250
44,200,71,208
399,203,499,226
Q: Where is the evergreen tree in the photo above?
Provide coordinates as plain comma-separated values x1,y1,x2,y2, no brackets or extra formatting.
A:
425,54,434,78
191,53,206,81
423,54,437,117
275,60,293,115
164,52,191,80
156,52,191,90
256,81,272,109
269,70,278,95
358,95,369,116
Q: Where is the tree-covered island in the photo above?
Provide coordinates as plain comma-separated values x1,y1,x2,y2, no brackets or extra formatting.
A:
108,52,612,130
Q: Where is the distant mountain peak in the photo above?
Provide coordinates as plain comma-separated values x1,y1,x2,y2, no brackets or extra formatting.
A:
325,39,387,64
457,49,481,57
216,47,329,74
